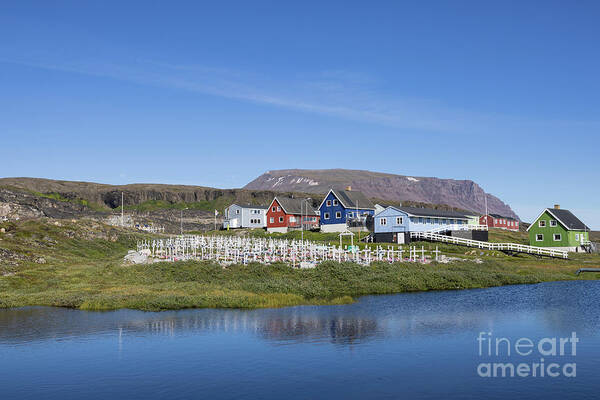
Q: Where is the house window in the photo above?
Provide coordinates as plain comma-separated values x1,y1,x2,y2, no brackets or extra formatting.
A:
550,220,557,227
326,200,332,207
324,212,330,220
348,212,353,218
289,216,296,223
236,209,240,214
333,200,339,206
269,217,274,223
553,234,562,241
575,234,580,241
396,217,403,225
279,217,284,223
494,219,498,224
272,206,276,212
539,220,546,227
380,218,387,226
419,217,424,224
277,207,281,212
336,211,342,219
536,234,544,241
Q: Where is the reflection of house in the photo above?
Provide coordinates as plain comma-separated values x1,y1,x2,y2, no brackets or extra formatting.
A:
266,197,319,233
318,188,375,232
223,204,268,229
527,205,590,252
373,206,480,243
480,214,519,231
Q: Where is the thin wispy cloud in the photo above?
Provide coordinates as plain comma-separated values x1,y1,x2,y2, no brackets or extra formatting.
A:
2,56,598,134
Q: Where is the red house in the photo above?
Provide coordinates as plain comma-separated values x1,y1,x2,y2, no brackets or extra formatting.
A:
266,196,320,233
480,214,520,231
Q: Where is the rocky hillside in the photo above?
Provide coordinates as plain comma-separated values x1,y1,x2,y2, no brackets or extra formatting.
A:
244,169,519,220
0,178,317,232
0,178,278,209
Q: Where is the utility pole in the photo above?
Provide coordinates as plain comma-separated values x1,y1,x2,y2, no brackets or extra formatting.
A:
180,207,188,235
484,194,489,227
301,198,311,243
356,200,360,242
301,200,304,242
121,192,124,227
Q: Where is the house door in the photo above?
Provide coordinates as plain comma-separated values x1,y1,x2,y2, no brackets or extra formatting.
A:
397,233,405,244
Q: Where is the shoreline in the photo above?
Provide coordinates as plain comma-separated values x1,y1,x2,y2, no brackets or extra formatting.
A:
1,219,599,312
0,279,593,313
2,259,597,312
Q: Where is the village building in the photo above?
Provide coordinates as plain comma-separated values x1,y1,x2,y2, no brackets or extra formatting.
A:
465,214,481,226
318,188,375,232
266,197,319,233
222,204,268,229
527,205,591,252
479,214,520,231
373,206,484,244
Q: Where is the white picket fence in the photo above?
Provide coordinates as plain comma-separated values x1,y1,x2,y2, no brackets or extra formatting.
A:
410,230,568,259
426,224,488,233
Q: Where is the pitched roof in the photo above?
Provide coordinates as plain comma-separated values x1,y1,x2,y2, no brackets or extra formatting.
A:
273,197,318,215
331,189,375,210
397,206,468,219
233,204,268,209
489,213,518,221
546,208,590,231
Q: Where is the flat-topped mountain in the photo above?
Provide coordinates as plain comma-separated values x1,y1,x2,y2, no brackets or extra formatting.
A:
244,169,519,220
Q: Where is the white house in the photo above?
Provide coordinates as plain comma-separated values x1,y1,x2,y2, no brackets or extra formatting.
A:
223,204,268,229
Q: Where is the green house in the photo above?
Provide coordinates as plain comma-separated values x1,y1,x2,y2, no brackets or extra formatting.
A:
527,206,590,252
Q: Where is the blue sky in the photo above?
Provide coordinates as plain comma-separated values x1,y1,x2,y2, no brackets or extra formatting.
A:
1,1,599,227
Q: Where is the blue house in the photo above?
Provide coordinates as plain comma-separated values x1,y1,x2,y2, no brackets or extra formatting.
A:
318,188,375,232
373,206,475,243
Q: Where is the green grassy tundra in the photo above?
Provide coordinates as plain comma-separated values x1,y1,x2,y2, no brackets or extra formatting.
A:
1,219,598,311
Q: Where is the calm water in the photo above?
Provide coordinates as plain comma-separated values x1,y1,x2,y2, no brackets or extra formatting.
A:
1,281,599,399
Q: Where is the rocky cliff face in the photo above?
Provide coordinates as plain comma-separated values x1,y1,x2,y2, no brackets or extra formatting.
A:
0,178,314,232
0,188,98,221
244,169,519,220
0,178,287,210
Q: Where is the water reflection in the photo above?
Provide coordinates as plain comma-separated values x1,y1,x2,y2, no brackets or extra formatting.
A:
0,307,381,346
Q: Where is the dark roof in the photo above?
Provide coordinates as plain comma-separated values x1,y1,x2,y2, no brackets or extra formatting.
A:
235,204,268,209
332,189,375,210
375,202,397,208
489,213,517,221
274,197,318,215
397,206,468,219
546,208,589,231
